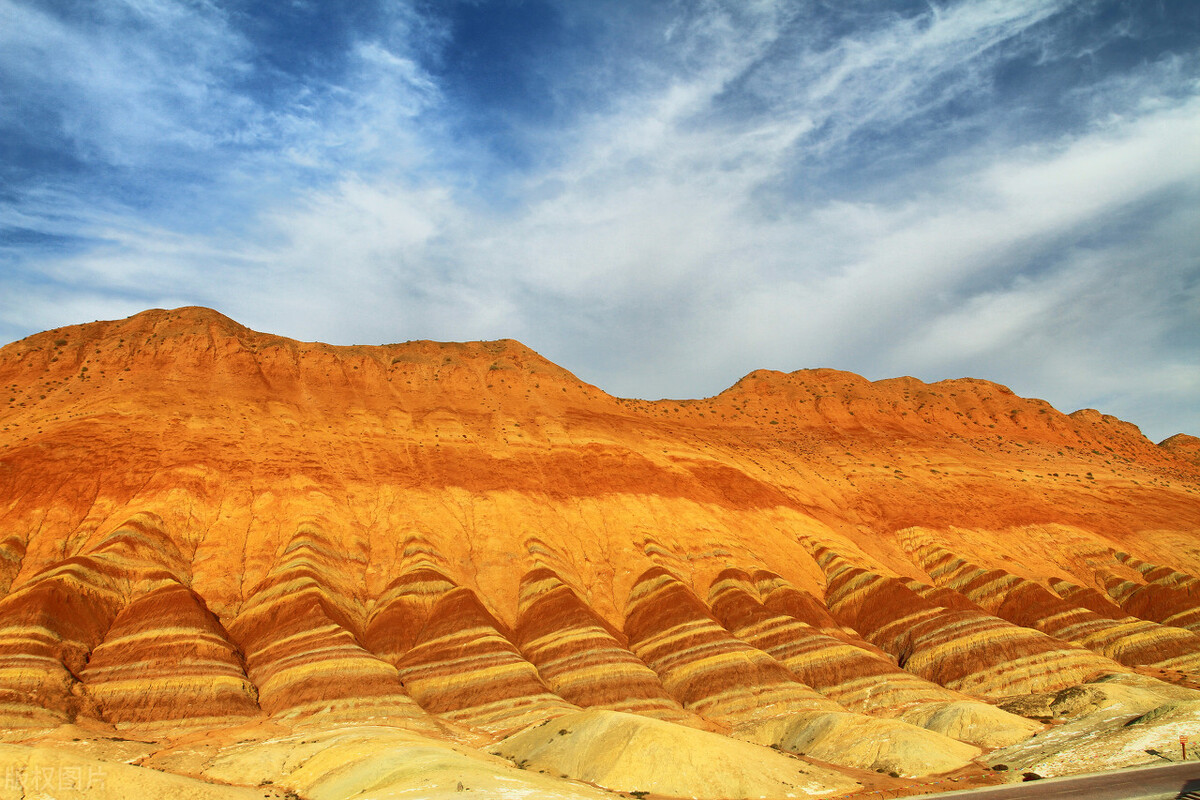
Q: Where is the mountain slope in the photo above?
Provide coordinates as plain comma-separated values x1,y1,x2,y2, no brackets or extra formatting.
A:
1,306,1198,798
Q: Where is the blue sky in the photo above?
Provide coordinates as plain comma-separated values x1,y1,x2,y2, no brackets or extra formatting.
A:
1,0,1198,441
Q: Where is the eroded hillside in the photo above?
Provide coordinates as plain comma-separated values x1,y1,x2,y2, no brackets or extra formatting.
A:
0,307,1198,799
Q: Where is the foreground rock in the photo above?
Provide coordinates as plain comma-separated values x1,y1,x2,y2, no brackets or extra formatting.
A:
489,709,858,797
0,742,275,800
897,700,1041,749
988,676,1200,778
737,711,981,777
199,725,616,800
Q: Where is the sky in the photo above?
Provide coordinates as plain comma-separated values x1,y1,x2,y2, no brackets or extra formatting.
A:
1,0,1198,441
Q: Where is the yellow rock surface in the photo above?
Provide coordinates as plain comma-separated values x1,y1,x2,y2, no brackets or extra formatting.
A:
201,725,614,800
987,677,1200,778
896,701,1041,749
0,742,272,800
489,709,858,797
737,711,981,777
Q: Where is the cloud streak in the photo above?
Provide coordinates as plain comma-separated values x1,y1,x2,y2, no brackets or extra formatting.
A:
2,0,1198,441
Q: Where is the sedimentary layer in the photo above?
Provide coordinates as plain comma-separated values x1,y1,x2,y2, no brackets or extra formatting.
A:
814,545,1131,696
624,567,841,727
904,534,1200,674
514,567,700,724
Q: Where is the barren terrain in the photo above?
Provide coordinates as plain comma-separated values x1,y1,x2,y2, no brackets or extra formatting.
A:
0,307,1197,799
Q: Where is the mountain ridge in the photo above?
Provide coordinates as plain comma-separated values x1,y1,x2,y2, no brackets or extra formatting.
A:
2,305,1184,446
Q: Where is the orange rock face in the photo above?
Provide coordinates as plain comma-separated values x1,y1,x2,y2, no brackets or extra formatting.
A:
905,537,1200,672
0,305,1198,750
815,545,1129,696
394,584,577,735
514,567,697,723
82,581,259,726
625,567,842,727
708,568,965,715
1102,553,1200,632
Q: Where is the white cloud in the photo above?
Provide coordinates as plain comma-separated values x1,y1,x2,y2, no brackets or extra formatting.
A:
0,0,252,163
745,0,1064,154
2,0,1199,441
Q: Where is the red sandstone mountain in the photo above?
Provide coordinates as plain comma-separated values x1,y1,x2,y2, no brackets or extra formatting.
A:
0,306,1198,798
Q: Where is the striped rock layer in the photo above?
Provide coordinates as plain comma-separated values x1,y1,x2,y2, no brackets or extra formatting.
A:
813,546,1128,696
80,581,259,727
225,522,439,729
0,514,189,727
514,567,699,724
373,567,579,736
1047,578,1130,619
2,510,1198,750
624,567,842,728
1115,553,1200,589
753,570,884,649
1103,553,1200,632
902,578,986,613
909,542,1200,673
708,568,969,715
707,568,1041,748
365,565,459,663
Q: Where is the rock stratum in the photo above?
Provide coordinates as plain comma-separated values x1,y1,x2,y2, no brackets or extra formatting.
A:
0,306,1198,799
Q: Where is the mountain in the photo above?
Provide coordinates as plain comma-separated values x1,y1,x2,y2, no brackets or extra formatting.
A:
0,306,1198,799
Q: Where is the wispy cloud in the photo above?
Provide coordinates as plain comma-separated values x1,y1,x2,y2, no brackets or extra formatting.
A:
0,0,250,167
2,0,1198,440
